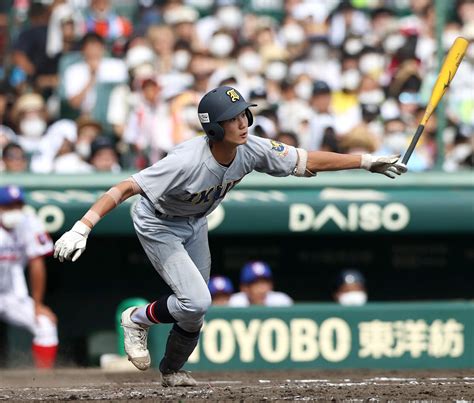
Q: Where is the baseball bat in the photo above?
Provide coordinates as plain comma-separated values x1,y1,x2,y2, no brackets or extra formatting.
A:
401,36,469,164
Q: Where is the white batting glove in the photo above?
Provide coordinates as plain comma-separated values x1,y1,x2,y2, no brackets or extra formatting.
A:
360,154,408,179
54,221,91,262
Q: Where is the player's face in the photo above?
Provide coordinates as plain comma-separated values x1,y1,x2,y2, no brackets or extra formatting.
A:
211,293,231,306
243,279,273,305
221,111,248,146
0,203,25,230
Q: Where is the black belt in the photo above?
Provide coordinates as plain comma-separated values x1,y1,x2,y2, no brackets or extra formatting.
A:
154,209,206,220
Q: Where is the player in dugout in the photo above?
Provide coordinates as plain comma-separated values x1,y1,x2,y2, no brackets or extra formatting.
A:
53,86,407,386
0,185,58,368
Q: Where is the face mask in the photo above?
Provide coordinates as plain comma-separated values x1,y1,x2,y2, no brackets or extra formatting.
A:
209,34,234,58
1,209,24,229
338,291,367,306
295,81,313,100
265,61,287,81
282,24,305,46
216,6,242,30
238,52,262,74
383,33,405,54
359,53,385,75
20,116,46,138
173,50,191,71
76,142,91,159
341,69,361,91
358,90,384,105
310,44,329,61
385,132,407,153
344,38,363,55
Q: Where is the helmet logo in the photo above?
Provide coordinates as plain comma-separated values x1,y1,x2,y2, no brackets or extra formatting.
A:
226,89,240,102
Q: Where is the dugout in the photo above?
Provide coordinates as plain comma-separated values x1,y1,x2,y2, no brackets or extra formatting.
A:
0,171,473,366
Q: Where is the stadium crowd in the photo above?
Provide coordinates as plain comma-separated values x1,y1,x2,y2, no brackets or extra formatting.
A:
0,0,473,174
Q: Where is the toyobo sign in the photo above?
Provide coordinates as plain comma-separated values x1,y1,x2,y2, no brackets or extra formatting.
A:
147,303,473,370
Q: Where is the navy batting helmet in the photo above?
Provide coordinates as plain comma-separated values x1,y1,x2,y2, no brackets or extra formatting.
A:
197,86,256,141
0,185,25,206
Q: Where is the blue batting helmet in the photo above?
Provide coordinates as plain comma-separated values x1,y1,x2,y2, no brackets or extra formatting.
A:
0,185,25,206
208,276,234,296
240,261,273,285
197,86,256,141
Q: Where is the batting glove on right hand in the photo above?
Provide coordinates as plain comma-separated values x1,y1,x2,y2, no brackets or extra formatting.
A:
360,154,407,179
54,221,91,262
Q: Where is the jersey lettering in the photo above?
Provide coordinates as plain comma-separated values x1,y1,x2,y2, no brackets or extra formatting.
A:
187,178,243,205
195,188,214,204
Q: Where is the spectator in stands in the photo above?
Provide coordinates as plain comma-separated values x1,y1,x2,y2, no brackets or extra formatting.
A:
11,3,59,95
1,142,28,172
339,125,378,155
169,52,215,145
107,40,157,139
0,0,470,174
31,119,94,174
89,136,121,172
229,261,293,307
64,32,127,115
75,115,103,161
123,77,174,168
377,116,429,172
163,5,201,52
12,93,48,155
146,24,176,75
443,129,474,172
308,80,337,151
208,276,234,306
333,269,368,306
328,1,371,47
46,2,81,60
79,0,133,47
235,43,265,95
276,131,299,148
277,79,313,146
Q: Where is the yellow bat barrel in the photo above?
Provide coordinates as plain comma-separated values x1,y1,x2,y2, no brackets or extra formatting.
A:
421,37,469,125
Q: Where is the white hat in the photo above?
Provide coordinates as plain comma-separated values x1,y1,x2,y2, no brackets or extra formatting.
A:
163,6,199,25
126,45,155,70
281,23,305,46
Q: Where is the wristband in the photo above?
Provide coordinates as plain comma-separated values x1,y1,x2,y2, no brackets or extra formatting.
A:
72,220,91,237
360,154,373,170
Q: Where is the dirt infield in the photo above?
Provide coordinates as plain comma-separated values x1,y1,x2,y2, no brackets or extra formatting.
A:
1,368,474,401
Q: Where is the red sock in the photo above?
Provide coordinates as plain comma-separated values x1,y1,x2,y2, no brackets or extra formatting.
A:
32,344,58,369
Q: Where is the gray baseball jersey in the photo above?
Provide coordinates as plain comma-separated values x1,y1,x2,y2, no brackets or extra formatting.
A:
131,135,297,332
132,134,297,218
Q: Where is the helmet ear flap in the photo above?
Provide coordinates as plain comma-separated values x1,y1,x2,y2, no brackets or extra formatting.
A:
245,109,254,126
205,122,225,141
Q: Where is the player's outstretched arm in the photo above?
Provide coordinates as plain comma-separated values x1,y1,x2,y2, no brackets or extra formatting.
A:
303,150,407,179
54,178,142,262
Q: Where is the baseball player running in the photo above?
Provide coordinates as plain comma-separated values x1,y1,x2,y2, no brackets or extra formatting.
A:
54,86,406,386
0,185,58,368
